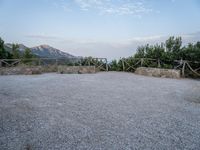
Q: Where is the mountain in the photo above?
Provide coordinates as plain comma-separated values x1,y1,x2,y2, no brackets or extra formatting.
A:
4,44,28,57
4,44,12,52
31,45,75,58
5,44,76,58
4,44,28,52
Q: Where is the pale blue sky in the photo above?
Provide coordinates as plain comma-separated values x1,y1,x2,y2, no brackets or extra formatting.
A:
0,0,200,59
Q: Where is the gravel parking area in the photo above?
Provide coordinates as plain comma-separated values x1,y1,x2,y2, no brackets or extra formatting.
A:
0,72,200,150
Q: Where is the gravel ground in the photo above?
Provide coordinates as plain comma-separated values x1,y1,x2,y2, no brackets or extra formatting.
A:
0,72,200,150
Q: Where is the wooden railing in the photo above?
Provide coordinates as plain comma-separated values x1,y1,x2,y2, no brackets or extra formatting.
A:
0,58,109,71
115,58,200,77
0,58,199,77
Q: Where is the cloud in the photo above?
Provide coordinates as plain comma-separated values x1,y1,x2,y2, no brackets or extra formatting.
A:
51,0,153,16
181,31,200,44
46,0,72,12
26,34,62,40
63,32,200,59
74,0,152,16
128,35,163,42
25,32,200,60
74,0,106,9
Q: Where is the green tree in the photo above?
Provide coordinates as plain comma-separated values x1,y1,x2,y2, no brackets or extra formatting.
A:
146,44,165,60
23,48,33,59
109,59,119,71
181,42,200,61
165,36,182,60
0,37,7,59
134,45,146,58
11,44,20,59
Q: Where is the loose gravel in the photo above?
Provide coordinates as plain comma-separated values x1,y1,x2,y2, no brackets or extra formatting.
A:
0,72,200,150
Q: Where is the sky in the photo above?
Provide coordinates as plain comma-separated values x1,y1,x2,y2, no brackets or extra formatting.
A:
0,0,200,59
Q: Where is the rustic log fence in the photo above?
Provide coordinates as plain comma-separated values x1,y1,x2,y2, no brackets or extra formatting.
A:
119,58,160,72
0,58,199,77
116,58,200,77
174,60,200,77
0,58,109,71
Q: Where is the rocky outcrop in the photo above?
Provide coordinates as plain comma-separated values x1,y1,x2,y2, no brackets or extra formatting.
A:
135,67,181,79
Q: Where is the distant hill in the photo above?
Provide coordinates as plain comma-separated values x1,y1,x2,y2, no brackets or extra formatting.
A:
31,45,75,58
5,44,28,53
5,44,76,58
4,44,12,52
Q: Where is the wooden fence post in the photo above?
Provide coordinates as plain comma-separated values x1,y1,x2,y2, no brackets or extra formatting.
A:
141,58,144,67
79,59,82,66
122,59,125,71
182,61,186,77
105,59,108,71
158,59,161,68
88,58,91,66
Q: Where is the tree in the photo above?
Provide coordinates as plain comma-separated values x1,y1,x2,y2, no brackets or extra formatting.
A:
181,42,200,62
0,37,7,59
134,45,146,58
134,44,165,60
23,48,33,59
11,44,20,59
109,59,119,71
165,36,182,60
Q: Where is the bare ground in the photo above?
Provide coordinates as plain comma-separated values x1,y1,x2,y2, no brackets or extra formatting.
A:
0,72,200,150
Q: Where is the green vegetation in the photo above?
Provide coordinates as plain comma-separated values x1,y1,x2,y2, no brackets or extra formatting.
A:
23,48,33,59
11,44,20,59
134,36,200,62
0,38,35,59
109,37,200,71
0,37,8,59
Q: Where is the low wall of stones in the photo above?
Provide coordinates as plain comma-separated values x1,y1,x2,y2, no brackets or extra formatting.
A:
135,67,181,79
58,66,96,74
41,65,57,73
0,65,97,75
0,66,42,75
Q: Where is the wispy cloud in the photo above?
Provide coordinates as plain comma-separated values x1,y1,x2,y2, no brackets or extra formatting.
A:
74,0,152,16
128,35,163,42
26,32,200,45
26,34,62,40
25,32,200,59
51,0,153,17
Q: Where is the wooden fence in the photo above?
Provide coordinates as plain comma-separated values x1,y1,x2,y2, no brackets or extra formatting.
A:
0,58,109,71
115,58,200,77
0,58,200,77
